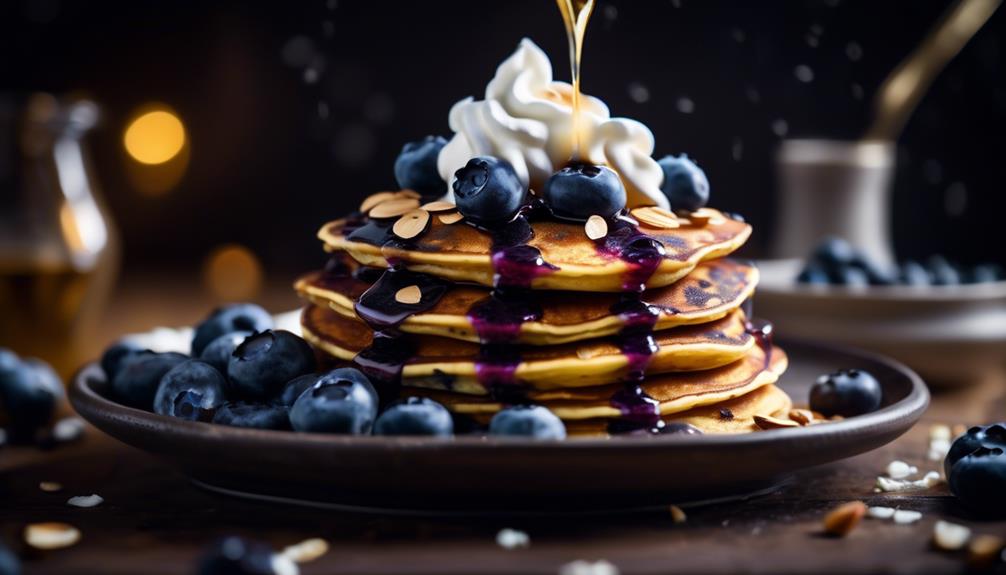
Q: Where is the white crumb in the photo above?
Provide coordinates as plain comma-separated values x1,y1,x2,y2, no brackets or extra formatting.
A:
496,528,530,550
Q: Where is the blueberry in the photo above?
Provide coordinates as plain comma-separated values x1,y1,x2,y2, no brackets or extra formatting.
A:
657,154,710,212
809,237,857,268
969,263,1004,284
849,255,894,286
899,260,930,286
829,265,869,287
928,255,960,286
111,351,188,410
796,262,829,285
0,540,19,575
0,348,19,375
212,402,290,430
197,535,292,575
541,163,626,221
451,156,525,226
277,373,320,407
289,367,378,434
100,340,147,382
153,360,227,421
809,369,882,417
227,330,315,399
373,397,453,436
199,331,252,374
948,446,1006,516
191,303,273,356
394,135,447,198
488,405,566,439
0,357,64,443
945,423,1006,479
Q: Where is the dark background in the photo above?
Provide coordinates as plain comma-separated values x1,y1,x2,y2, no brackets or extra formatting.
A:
1,0,1004,280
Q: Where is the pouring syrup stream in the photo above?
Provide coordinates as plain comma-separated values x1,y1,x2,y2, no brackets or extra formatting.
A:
556,0,595,160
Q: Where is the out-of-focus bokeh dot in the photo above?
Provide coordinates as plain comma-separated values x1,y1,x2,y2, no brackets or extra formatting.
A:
122,105,190,196
202,244,264,303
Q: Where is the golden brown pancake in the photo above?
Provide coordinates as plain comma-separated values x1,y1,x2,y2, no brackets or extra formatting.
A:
295,258,758,346
300,304,756,392
318,207,751,292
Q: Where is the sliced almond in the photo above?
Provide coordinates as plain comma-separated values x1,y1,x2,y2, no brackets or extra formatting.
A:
584,215,608,240
25,522,81,550
686,208,715,227
395,285,422,305
67,494,103,508
39,481,63,493
669,505,687,524
932,520,971,551
968,535,1005,569
396,189,421,200
282,537,330,564
631,206,680,229
823,501,867,537
369,198,421,219
359,191,397,213
789,409,815,426
753,414,800,430
421,200,457,213
438,211,464,225
392,209,430,239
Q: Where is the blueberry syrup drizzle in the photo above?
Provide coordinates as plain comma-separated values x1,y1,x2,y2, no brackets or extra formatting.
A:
595,215,667,292
744,317,774,368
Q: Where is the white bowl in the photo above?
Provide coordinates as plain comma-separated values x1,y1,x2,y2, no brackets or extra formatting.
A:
754,258,1006,386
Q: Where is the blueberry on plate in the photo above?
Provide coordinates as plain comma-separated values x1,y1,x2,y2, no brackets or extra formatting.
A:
541,163,626,221
100,340,147,382
191,303,273,356
0,540,19,575
153,360,227,421
849,254,894,286
0,356,64,443
810,237,857,268
197,535,294,575
927,255,960,286
212,402,291,430
373,397,453,436
227,330,315,399
948,443,1006,516
111,351,188,410
829,265,869,287
809,369,882,417
969,263,1004,284
898,260,930,286
394,135,448,198
452,156,525,227
657,154,709,212
277,373,321,407
199,331,252,374
944,423,1006,478
488,405,566,439
796,262,829,285
289,367,378,434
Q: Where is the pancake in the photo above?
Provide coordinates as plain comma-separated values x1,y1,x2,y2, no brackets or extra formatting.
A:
318,206,751,292
409,344,787,423
295,258,758,346
300,304,756,393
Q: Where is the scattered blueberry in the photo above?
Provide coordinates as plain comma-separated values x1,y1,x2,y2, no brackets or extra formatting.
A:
809,369,882,417
0,348,19,374
947,440,1006,516
657,154,710,212
0,355,64,443
373,397,453,436
969,263,1004,284
277,373,321,407
658,422,703,435
451,156,525,227
927,255,960,286
830,265,869,287
197,536,292,575
488,405,567,439
99,340,147,382
541,163,626,221
394,135,447,198
0,540,19,575
227,330,315,399
810,237,857,268
212,402,291,430
898,260,930,286
199,331,252,374
191,303,273,356
795,262,829,285
153,360,227,421
289,367,378,434
945,423,1006,479
111,352,188,410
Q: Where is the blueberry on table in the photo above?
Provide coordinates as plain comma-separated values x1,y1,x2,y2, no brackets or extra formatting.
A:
488,405,567,439
809,369,882,417
212,402,291,430
657,154,710,212
111,352,188,410
191,303,273,356
969,263,1005,284
199,331,252,373
227,330,316,399
277,373,321,407
153,360,227,421
394,135,448,198
927,255,961,286
373,397,454,436
452,156,525,227
100,340,147,382
948,444,1006,516
289,367,378,434
898,260,930,286
0,356,64,443
829,265,869,287
541,163,626,221
945,423,1006,479
849,255,894,286
796,262,829,285
197,535,294,575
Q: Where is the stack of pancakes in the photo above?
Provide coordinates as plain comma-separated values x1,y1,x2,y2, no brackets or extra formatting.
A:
295,192,791,436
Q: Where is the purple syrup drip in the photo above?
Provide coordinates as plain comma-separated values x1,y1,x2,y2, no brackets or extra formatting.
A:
474,345,527,403
609,384,662,430
491,246,558,289
745,318,774,368
354,269,449,330
467,289,543,344
352,331,414,403
594,218,666,292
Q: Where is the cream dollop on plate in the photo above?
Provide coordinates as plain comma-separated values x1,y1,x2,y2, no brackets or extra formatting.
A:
437,38,668,209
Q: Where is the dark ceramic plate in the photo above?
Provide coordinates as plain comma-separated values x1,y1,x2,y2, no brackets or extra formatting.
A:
70,340,928,515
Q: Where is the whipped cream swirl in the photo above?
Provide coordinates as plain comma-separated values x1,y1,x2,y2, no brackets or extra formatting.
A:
437,38,668,209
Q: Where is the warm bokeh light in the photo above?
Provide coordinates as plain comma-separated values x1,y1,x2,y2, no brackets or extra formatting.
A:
202,244,263,302
123,109,186,165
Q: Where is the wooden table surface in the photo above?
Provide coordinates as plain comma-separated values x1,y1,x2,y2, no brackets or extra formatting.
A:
2,279,1006,575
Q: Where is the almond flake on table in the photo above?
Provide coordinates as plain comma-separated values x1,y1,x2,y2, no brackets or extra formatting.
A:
892,510,923,525
875,470,942,492
558,559,620,575
884,460,918,479
67,494,104,508
281,538,329,563
866,506,896,519
24,522,81,550
496,528,530,550
927,424,953,461
932,520,971,551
